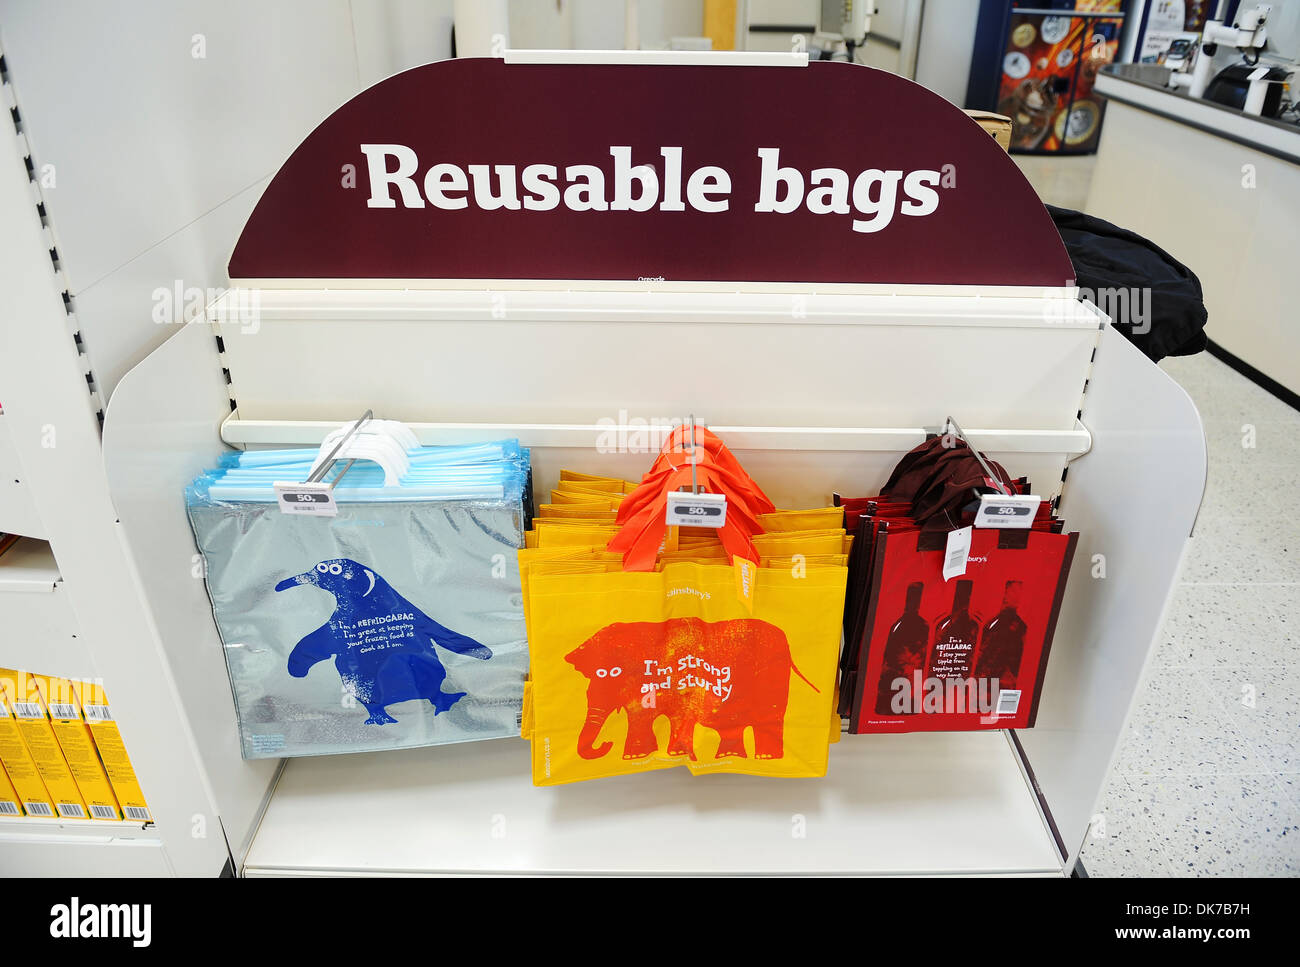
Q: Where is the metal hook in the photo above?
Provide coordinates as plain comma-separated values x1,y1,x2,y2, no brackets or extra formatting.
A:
945,415,1011,496
307,409,374,489
688,414,699,495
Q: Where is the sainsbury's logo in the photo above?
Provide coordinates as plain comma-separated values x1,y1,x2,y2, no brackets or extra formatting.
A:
666,587,711,601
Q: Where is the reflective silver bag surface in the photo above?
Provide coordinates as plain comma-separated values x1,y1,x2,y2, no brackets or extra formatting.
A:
188,494,527,758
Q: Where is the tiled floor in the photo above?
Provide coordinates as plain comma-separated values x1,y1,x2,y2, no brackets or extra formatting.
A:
1079,351,1300,876
1012,154,1097,211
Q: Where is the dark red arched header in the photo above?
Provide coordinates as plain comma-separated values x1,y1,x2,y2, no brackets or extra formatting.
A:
229,58,1073,287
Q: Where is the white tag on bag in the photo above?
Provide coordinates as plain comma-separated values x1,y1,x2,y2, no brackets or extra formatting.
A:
943,525,973,581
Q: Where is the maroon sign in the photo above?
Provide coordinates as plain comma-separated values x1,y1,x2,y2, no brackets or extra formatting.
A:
229,58,1073,287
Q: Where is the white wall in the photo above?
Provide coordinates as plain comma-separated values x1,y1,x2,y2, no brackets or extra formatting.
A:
743,0,976,96
747,0,818,27
0,0,459,400
742,0,816,52
355,0,455,84
1261,0,1300,64
640,0,706,46
914,0,980,106
0,0,712,405
510,0,574,48
568,0,704,50
858,0,904,72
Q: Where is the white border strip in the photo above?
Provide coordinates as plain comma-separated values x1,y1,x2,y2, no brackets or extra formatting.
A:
219,415,1093,456
503,49,809,68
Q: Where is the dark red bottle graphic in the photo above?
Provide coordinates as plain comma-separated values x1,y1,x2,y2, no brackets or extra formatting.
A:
875,581,930,714
926,579,979,685
974,580,1028,692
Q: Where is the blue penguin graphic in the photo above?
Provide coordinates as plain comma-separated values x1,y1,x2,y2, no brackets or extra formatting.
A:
274,558,492,725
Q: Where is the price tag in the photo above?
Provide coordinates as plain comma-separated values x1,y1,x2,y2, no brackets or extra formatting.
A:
665,491,727,528
274,481,338,517
943,526,972,582
974,493,1041,529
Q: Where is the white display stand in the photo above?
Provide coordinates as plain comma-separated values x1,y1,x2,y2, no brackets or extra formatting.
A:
4,51,1207,877
99,288,1204,877
0,72,229,876
243,733,1062,877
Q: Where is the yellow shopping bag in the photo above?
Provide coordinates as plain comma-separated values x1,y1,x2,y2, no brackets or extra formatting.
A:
525,561,846,786
549,490,622,509
536,504,619,522
529,521,621,547
556,474,636,495
758,508,846,531
752,531,846,557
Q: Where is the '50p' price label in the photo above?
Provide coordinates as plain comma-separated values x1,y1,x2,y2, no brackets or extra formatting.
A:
274,482,338,517
974,493,1041,529
665,491,727,528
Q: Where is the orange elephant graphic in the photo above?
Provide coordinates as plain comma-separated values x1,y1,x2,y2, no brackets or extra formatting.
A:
565,617,818,761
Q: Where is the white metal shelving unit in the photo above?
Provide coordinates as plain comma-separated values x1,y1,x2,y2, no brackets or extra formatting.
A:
0,410,47,540
0,537,88,684
0,44,1208,878
0,815,172,877
0,537,59,592
0,1,570,879
98,284,1204,878
0,60,232,876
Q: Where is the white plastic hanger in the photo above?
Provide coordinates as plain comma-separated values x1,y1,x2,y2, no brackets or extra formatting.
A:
308,413,413,488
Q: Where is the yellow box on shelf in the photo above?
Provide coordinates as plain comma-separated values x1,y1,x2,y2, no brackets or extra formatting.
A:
0,671,63,818
0,758,24,817
37,676,122,821
0,668,87,820
70,679,152,824
0,687,55,818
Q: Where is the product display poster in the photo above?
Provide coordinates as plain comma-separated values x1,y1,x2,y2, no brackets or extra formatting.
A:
1139,1,1212,63
997,3,1122,154
189,498,526,758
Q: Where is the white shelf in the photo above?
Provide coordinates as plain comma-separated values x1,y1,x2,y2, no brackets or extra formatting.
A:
0,826,170,877
0,537,89,680
0,414,47,540
242,731,1062,877
0,814,167,876
0,815,155,838
0,537,60,592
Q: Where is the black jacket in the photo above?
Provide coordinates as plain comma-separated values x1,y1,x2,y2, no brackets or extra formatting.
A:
1047,205,1208,361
